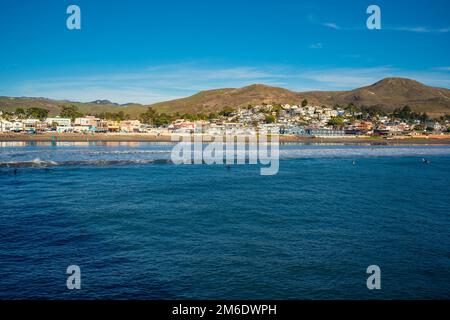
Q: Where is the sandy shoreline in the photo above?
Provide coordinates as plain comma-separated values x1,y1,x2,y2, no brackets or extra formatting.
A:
1,133,450,145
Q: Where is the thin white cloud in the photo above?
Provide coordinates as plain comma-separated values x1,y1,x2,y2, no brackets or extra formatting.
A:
309,43,323,49
434,67,450,72
296,67,450,90
309,13,449,34
298,67,396,89
388,26,450,33
14,65,288,104
323,22,341,30
307,14,344,31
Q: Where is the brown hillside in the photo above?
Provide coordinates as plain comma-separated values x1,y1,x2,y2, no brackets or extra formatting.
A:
1,78,450,118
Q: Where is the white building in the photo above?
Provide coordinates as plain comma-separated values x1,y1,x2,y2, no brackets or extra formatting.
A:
45,117,72,127
10,121,24,132
22,119,41,132
74,116,101,132
119,120,142,133
0,120,13,132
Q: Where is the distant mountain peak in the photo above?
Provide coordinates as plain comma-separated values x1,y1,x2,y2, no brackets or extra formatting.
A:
90,99,117,105
371,77,425,88
242,84,271,89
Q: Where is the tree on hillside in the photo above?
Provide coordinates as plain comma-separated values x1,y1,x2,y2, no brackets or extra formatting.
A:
60,105,84,120
117,111,128,121
345,103,358,115
140,107,172,126
219,107,235,117
15,108,26,118
140,107,158,124
26,107,49,120
301,99,308,108
0,111,13,121
96,111,128,121
272,104,283,116
328,116,345,127
420,112,429,123
265,115,276,124
208,112,218,120
361,105,386,118
393,105,414,120
153,113,171,126
392,106,430,123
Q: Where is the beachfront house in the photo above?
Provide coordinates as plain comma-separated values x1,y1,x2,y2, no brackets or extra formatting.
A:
193,120,210,134
284,125,307,136
205,123,225,136
10,121,24,132
0,120,13,133
259,124,281,135
119,120,142,133
74,116,101,133
45,117,73,133
373,123,403,136
22,119,42,133
45,117,72,127
106,121,120,132
170,120,196,134
426,121,443,132
305,128,346,137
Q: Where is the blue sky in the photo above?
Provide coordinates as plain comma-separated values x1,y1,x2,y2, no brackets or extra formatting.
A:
1,0,449,104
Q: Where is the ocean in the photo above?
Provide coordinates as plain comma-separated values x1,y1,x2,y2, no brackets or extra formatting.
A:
0,142,449,299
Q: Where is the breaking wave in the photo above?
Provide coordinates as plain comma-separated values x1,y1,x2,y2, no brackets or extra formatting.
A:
278,146,450,159
0,158,173,168
0,149,172,156
1,145,450,168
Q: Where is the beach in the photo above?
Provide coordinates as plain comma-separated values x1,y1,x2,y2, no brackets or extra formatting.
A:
1,132,450,145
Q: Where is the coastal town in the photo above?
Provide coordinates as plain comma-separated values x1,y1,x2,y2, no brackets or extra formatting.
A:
1,102,449,139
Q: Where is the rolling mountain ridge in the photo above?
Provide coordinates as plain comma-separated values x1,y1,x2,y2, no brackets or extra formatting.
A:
1,78,449,118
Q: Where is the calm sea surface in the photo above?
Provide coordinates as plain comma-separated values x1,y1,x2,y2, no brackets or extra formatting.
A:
0,142,449,299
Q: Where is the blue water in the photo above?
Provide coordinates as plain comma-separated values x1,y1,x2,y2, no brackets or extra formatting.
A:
0,142,449,299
